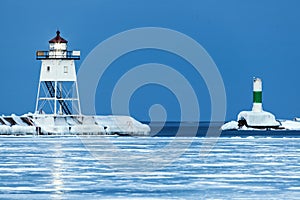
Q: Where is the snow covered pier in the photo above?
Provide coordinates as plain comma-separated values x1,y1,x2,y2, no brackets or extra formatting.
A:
0,114,150,136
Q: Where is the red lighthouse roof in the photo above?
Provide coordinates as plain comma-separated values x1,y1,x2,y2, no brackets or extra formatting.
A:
49,31,68,43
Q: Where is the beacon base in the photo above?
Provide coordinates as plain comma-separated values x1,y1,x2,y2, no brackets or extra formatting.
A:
237,111,280,128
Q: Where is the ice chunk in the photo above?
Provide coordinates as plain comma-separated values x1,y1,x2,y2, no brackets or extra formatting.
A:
221,121,238,130
11,125,36,134
0,125,11,134
280,120,300,130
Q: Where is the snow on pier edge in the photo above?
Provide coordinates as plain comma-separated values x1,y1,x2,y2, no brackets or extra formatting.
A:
0,113,150,136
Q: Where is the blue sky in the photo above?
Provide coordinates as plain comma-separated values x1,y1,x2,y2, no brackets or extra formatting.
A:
1,0,300,122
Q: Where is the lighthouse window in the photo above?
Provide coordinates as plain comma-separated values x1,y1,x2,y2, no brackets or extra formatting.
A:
47,66,50,72
64,66,68,73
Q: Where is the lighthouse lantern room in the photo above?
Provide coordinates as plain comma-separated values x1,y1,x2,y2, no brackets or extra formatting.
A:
35,31,81,116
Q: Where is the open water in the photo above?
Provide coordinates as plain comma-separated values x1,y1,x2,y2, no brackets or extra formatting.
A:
0,125,300,199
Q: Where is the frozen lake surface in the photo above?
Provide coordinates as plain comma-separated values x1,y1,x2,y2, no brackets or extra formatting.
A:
0,136,300,199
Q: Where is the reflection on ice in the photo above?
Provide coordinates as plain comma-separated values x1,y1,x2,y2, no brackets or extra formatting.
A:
50,142,64,199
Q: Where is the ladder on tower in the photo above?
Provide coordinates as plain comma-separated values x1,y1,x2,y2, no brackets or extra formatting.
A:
44,81,72,115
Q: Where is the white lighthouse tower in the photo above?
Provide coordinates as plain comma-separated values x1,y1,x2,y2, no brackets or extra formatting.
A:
35,31,81,115
0,31,150,136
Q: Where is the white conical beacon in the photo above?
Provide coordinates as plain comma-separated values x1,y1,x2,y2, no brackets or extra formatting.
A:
35,31,81,115
236,77,280,128
252,77,262,112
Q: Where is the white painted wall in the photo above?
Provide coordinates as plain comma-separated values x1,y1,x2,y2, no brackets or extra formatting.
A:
40,60,77,81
